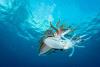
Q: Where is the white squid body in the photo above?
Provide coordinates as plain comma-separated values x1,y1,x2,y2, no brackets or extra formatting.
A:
39,37,74,55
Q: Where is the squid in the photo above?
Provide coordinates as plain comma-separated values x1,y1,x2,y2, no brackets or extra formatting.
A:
39,33,88,56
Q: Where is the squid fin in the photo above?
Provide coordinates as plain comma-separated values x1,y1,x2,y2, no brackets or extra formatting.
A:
39,43,52,55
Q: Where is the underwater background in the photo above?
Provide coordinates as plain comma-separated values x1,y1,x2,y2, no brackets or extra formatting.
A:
0,0,100,67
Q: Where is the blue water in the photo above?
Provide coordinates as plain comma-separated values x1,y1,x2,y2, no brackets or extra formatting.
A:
0,0,100,67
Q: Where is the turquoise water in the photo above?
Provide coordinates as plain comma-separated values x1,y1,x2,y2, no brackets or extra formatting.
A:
0,0,100,67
